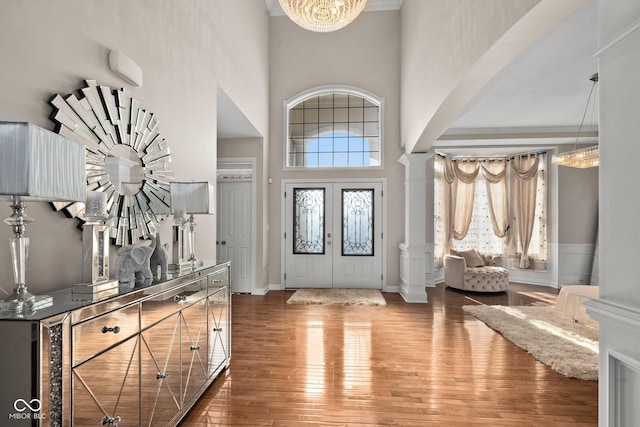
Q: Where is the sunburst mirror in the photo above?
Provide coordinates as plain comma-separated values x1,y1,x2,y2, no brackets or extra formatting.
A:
49,80,173,246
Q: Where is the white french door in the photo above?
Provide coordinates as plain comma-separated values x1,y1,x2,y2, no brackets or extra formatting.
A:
283,181,383,289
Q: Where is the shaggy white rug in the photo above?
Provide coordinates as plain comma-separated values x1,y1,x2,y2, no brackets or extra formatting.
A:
462,305,599,380
286,288,387,306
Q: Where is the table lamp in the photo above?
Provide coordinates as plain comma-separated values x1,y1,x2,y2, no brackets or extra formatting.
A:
170,181,214,266
0,122,86,313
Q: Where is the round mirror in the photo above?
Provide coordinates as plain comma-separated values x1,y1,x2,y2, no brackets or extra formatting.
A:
49,80,173,246
105,145,144,196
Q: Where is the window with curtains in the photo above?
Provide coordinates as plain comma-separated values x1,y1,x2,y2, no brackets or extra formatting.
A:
453,179,504,254
434,153,548,269
284,87,383,169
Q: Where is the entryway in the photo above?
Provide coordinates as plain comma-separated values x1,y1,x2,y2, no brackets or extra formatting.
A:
283,180,384,289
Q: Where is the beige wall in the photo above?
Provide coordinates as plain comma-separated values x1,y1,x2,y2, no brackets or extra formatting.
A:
268,11,404,287
0,0,269,294
557,148,599,244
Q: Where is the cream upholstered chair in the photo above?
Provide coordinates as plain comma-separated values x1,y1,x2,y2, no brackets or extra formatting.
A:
444,249,509,292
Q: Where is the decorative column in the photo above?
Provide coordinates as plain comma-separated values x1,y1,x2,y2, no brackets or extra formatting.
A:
398,153,433,303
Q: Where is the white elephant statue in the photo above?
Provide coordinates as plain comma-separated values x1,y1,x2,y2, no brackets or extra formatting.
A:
115,235,157,282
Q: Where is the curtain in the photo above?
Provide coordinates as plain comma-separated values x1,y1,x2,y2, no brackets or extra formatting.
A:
452,160,479,240
453,179,506,255
440,158,480,251
512,154,540,268
480,160,509,239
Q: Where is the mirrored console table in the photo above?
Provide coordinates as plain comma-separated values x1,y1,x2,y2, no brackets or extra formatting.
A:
0,260,231,427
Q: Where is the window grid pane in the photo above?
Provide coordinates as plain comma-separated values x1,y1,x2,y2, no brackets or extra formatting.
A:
287,91,381,168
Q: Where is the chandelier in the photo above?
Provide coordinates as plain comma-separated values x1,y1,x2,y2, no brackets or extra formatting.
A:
551,145,599,168
552,74,599,168
278,0,369,32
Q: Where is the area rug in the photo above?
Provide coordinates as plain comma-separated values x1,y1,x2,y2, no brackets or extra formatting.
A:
462,305,598,380
286,288,386,306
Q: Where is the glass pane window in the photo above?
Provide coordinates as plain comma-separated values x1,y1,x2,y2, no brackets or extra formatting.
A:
453,180,504,255
285,88,383,169
342,189,374,256
293,189,325,254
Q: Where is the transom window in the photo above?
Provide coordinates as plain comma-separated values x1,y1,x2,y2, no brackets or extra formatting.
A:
284,87,383,169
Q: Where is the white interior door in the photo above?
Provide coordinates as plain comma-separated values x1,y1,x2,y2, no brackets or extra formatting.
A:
284,181,383,289
217,180,253,293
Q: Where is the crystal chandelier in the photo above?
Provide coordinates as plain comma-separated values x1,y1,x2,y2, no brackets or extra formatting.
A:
552,74,599,168
551,145,599,168
279,0,369,32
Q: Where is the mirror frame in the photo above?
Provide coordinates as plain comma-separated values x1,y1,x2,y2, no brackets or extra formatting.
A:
49,80,173,246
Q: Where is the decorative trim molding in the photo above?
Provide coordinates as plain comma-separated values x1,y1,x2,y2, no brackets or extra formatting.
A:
608,350,640,426
584,298,640,331
595,17,640,57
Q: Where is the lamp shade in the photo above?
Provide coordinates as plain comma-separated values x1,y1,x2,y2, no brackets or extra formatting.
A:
0,122,86,202
170,181,214,215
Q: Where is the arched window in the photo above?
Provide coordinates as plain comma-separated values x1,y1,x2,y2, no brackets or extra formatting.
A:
284,86,383,169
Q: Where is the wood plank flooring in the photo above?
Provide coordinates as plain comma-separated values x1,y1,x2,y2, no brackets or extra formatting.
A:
180,283,598,426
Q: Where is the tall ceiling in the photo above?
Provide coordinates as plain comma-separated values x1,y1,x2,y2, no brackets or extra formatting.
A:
440,0,598,156
242,0,598,157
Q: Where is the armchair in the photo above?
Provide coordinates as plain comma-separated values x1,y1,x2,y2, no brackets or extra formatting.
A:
444,249,509,292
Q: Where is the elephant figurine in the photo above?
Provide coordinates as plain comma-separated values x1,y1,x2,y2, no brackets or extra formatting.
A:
149,232,169,278
115,235,157,282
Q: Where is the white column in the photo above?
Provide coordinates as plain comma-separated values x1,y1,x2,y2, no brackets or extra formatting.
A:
398,153,433,303
585,2,640,425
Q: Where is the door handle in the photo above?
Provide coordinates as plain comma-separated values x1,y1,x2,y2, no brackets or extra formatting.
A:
221,241,226,245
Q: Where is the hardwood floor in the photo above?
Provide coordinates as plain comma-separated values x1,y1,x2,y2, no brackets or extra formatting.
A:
180,283,598,426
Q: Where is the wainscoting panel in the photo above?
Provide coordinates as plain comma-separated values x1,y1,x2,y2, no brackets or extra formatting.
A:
398,243,428,302
507,243,559,287
558,244,596,286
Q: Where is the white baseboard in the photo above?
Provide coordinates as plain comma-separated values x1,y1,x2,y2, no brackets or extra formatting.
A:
252,287,269,295
383,284,400,293
269,283,284,291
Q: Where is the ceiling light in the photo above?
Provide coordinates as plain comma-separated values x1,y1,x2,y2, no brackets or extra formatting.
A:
552,74,599,168
279,0,368,32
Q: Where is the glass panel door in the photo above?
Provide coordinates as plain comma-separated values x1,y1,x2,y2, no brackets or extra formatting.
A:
332,182,382,288
285,182,383,289
284,184,333,288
